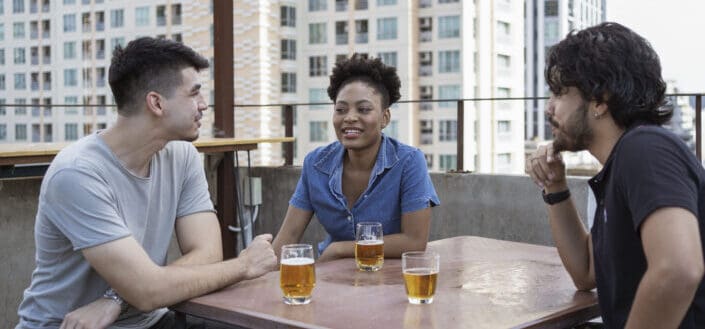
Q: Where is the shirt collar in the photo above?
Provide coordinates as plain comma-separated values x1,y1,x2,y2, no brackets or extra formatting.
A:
313,134,400,176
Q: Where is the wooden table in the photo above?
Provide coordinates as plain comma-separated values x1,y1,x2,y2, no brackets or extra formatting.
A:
0,137,295,166
173,236,600,329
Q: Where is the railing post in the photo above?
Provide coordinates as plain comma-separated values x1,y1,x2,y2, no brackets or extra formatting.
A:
697,95,702,162
456,100,464,172
284,105,294,166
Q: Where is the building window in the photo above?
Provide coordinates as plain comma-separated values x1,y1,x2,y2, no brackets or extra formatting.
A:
355,0,368,10
309,22,327,44
545,21,559,40
309,0,327,11
438,85,460,108
497,120,511,133
281,6,296,27
425,153,433,168
419,17,432,42
0,74,5,90
438,50,460,73
110,9,124,28
65,123,79,141
497,54,511,68
15,98,26,115
355,19,368,43
110,37,125,51
439,0,459,3
0,23,4,41
438,15,460,38
377,0,397,5
420,120,433,145
420,85,433,110
63,41,76,59
63,14,76,32
378,51,397,68
497,87,511,97
335,21,348,45
64,69,77,87
383,120,398,139
14,47,25,64
0,124,6,141
439,120,457,142
545,0,558,16
497,153,511,167
309,56,328,77
497,21,511,37
377,17,397,40
15,124,27,141
44,123,53,142
309,121,328,142
281,72,296,93
13,22,25,39
309,88,329,109
281,39,296,60
135,6,149,26
439,154,457,171
419,51,433,76
13,0,24,13
335,0,348,11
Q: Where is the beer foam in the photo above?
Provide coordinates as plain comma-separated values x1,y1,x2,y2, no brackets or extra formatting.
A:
281,257,314,266
356,240,383,245
403,268,438,275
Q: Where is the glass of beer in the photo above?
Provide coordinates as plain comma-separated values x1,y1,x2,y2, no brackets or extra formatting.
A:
402,251,439,304
355,222,384,271
280,244,316,305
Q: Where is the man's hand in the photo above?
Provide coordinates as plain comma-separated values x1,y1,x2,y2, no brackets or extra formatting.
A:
525,142,567,192
238,234,278,279
59,298,121,329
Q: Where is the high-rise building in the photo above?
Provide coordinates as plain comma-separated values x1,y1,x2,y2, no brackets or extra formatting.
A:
524,0,605,142
0,0,188,144
187,0,526,173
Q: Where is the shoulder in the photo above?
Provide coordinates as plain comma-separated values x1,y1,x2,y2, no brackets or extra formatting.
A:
303,141,342,165
48,135,110,179
618,125,689,158
386,136,425,165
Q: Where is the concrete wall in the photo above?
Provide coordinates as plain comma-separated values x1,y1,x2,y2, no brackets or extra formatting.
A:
0,169,589,328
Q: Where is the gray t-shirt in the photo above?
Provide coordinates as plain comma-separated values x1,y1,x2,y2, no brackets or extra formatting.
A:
16,133,215,329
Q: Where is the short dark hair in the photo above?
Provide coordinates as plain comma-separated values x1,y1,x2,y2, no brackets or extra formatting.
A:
109,37,209,115
327,54,401,109
546,22,670,127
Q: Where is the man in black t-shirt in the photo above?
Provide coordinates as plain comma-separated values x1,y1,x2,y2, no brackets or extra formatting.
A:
526,22,705,328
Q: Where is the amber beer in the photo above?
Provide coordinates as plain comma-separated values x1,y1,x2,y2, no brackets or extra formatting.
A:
280,244,315,305
403,268,438,303
355,240,384,271
402,251,440,304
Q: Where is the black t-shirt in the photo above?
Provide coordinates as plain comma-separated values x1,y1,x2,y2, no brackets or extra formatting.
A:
589,124,705,328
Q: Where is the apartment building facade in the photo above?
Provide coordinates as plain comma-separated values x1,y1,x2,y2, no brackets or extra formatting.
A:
0,0,188,143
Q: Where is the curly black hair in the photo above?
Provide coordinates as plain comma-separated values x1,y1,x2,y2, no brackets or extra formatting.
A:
109,37,209,115
546,22,670,127
327,54,401,109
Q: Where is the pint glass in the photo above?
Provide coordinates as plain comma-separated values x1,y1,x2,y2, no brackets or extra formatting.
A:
280,244,316,305
355,222,384,271
402,251,439,304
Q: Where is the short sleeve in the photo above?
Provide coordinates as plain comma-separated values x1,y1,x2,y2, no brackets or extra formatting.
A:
400,149,440,214
289,153,314,211
43,168,131,250
617,131,699,230
177,145,215,218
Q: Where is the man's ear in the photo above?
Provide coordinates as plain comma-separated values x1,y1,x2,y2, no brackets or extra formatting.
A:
145,92,164,116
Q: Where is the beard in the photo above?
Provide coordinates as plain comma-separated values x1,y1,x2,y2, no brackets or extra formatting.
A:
550,101,593,153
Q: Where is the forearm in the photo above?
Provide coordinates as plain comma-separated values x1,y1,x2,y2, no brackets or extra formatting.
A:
381,233,428,258
117,258,248,312
546,183,593,290
625,267,701,329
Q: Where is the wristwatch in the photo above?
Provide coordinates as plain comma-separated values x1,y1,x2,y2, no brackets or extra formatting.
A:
103,288,130,315
542,189,571,205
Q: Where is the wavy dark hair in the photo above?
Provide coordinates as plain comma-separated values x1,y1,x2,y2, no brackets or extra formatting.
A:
327,54,401,109
546,22,670,127
109,37,209,116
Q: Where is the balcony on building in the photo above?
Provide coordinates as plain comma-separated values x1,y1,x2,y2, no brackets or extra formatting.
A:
336,0,348,11
157,6,167,27
172,4,182,25
95,12,105,32
30,22,39,40
355,0,368,10
42,0,49,12
42,47,50,65
30,0,38,13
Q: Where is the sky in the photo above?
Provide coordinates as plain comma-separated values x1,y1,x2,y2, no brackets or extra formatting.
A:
607,0,705,93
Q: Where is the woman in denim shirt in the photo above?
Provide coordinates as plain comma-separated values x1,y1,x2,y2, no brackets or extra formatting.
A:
272,55,440,261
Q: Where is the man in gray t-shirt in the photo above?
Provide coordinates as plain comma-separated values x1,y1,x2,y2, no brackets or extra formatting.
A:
16,37,277,329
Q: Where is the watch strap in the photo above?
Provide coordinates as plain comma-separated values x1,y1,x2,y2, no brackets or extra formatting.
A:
542,189,571,205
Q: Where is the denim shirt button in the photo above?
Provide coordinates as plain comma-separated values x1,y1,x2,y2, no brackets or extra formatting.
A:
347,215,352,221
363,195,367,198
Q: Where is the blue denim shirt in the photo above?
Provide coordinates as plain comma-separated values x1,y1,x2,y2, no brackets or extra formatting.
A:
290,135,440,254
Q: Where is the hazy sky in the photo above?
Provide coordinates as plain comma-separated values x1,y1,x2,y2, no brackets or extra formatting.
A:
607,0,705,93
